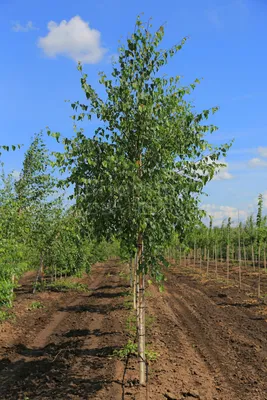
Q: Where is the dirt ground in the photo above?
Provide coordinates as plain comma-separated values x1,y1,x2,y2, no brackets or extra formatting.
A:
1,260,267,400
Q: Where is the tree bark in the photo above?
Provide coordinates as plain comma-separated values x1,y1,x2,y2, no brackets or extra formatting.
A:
133,254,137,310
40,254,44,283
215,244,218,279
243,243,247,268
206,248,210,276
129,257,133,288
136,233,146,386
258,245,261,298
264,244,266,273
138,272,146,385
238,230,242,289
252,244,255,271
226,244,230,284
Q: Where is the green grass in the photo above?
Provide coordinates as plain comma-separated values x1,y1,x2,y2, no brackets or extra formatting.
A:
0,310,10,322
126,312,137,336
145,289,153,298
28,301,44,310
0,310,15,323
120,290,131,297
123,299,133,310
34,280,89,293
118,271,129,280
49,280,89,292
125,311,156,337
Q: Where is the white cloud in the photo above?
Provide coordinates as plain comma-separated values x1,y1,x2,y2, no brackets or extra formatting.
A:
202,203,248,226
213,162,233,181
248,158,267,168
38,16,107,64
258,147,267,158
12,21,38,32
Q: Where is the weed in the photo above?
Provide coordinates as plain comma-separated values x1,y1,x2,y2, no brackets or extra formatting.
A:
49,280,88,292
28,301,44,310
0,310,10,322
125,311,156,336
120,290,131,297
119,271,130,280
145,290,153,298
34,280,89,293
126,313,137,336
145,348,158,361
123,300,133,310
113,340,158,362
32,282,46,292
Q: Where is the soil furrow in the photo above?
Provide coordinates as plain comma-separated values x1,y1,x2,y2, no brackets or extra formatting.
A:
0,262,127,400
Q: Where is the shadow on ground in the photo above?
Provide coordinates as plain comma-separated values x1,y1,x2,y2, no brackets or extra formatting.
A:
0,339,121,399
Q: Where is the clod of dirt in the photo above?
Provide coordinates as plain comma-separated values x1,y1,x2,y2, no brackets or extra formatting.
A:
217,293,227,298
164,392,178,400
127,378,139,387
182,390,200,398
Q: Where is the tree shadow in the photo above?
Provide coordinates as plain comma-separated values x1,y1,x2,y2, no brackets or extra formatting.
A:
95,284,130,291
58,303,124,314
217,301,260,308
89,291,129,299
0,341,121,399
64,328,121,338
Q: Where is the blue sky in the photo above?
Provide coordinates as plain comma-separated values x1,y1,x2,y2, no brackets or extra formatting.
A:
0,0,267,224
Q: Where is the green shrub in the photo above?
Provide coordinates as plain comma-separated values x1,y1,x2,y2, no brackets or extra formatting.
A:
0,279,15,307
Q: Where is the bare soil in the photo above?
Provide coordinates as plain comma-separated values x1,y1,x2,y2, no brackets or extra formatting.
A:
1,260,267,400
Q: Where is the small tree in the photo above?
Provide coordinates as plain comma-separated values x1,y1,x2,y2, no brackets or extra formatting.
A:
0,168,29,306
256,194,264,296
51,16,230,385
15,132,59,281
15,132,55,209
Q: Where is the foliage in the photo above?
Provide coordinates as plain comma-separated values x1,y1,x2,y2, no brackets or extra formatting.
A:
0,133,118,310
0,280,15,307
28,301,44,310
49,16,230,282
113,339,158,361
47,16,231,384
167,195,267,263
113,339,138,359
0,310,11,322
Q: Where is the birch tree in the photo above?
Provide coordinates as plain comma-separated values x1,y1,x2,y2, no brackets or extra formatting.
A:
51,16,230,385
